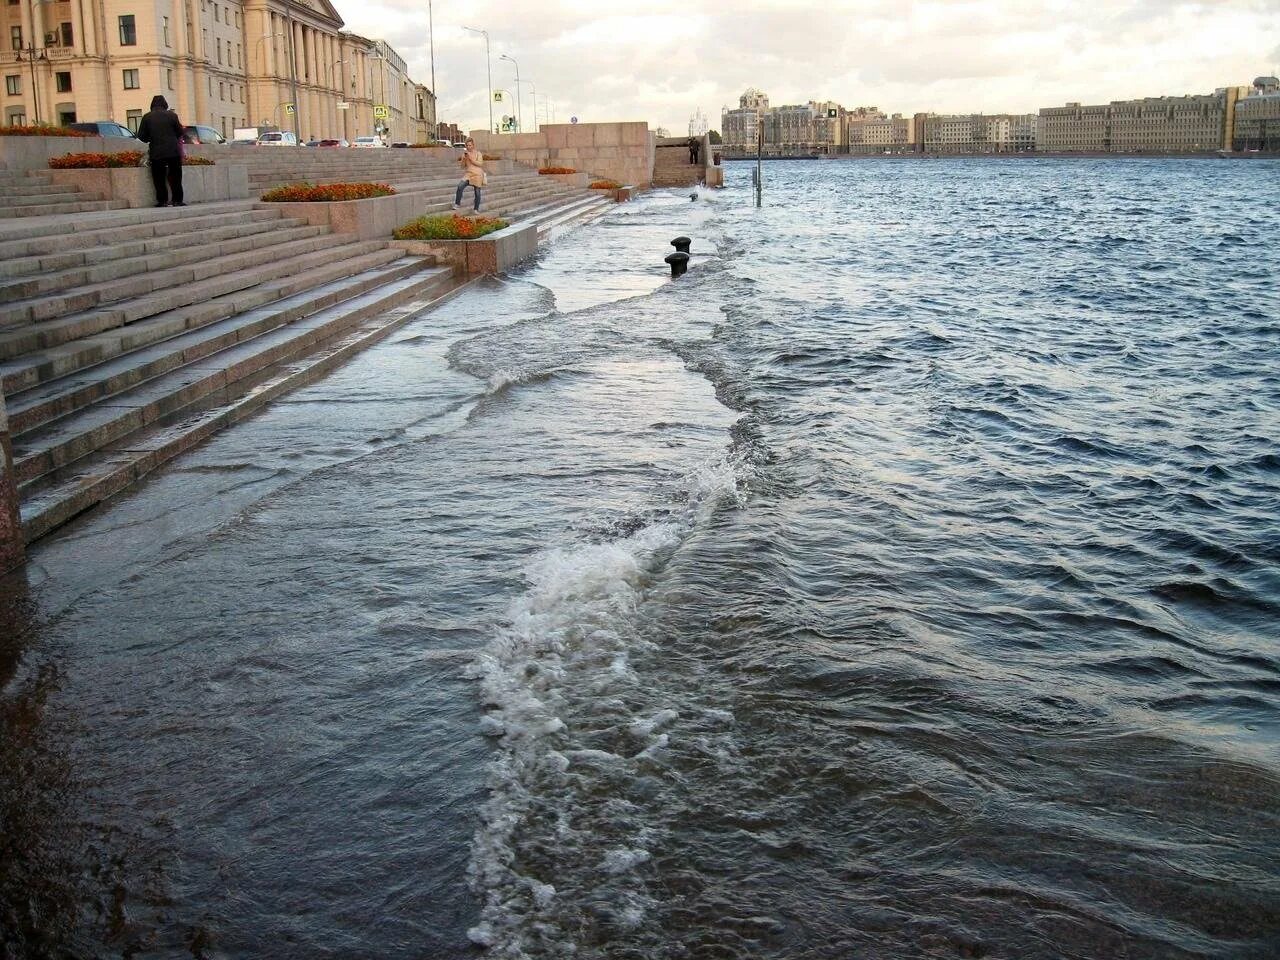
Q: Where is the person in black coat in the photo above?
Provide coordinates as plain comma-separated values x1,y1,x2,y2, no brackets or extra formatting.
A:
136,95,186,207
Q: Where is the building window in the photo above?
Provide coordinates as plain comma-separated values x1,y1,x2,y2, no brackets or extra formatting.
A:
163,16,170,46
118,15,136,46
218,81,224,99
201,29,207,58
236,44,241,68
4,75,17,96
10,25,21,50
60,22,72,46
122,68,139,89
166,68,173,89
58,109,75,125
6,110,26,125
55,71,71,92
126,108,141,132
217,39,222,64
235,11,240,28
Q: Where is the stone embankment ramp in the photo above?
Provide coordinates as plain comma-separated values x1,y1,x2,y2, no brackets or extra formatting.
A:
651,138,706,187
0,151,614,543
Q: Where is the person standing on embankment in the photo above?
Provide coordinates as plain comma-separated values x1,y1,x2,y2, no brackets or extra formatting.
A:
453,138,485,213
136,95,186,207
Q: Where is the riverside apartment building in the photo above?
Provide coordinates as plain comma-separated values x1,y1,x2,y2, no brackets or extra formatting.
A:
1,0,434,143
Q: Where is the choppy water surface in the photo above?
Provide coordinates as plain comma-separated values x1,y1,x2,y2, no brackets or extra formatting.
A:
2,158,1279,959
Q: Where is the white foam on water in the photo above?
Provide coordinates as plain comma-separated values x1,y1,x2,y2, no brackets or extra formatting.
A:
466,456,747,957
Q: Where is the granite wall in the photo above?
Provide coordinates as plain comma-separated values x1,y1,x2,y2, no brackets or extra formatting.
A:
469,122,655,187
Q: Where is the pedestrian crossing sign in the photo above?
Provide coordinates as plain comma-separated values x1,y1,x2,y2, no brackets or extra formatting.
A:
283,103,295,115
373,105,389,119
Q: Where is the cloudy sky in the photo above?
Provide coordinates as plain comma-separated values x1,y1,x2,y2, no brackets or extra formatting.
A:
341,0,1280,134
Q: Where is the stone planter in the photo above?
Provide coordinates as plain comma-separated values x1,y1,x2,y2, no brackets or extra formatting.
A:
264,192,428,240
46,164,250,207
390,221,538,274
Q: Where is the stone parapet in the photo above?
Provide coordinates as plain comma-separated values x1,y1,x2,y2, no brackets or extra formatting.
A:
0,135,111,171
471,122,655,188
47,165,250,207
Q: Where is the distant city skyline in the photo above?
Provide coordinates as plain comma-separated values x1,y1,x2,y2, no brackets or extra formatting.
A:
343,0,1280,134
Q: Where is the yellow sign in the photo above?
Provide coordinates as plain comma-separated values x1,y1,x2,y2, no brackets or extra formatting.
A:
373,104,389,119
283,102,295,115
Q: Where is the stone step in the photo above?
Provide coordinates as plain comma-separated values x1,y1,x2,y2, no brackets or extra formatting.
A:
0,192,95,209
0,204,275,261
532,195,615,237
0,229,367,333
16,263,466,541
0,198,129,218
6,249,435,442
10,248,430,486
0,236,395,380
0,220,328,304
4,254,436,434
0,210,303,279
0,182,84,198
0,199,259,245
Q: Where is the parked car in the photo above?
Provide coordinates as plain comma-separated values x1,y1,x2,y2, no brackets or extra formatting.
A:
391,141,410,148
257,131,298,146
182,125,226,144
435,139,453,147
67,121,137,139
352,136,386,148
316,138,349,147
452,141,468,148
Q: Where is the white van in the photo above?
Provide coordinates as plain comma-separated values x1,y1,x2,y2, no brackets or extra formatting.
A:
353,135,386,148
257,131,298,146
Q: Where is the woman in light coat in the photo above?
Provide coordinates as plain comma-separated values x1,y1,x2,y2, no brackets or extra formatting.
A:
453,138,485,212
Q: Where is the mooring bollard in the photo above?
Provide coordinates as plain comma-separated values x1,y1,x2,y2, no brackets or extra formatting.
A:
670,236,692,254
664,251,690,278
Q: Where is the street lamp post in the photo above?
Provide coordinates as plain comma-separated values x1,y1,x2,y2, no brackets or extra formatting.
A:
462,26,492,134
331,58,346,141
499,53,520,134
252,32,285,132
516,79,536,132
283,11,301,142
14,44,47,125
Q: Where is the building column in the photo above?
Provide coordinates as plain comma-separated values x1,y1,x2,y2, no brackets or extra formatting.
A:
0,395,25,575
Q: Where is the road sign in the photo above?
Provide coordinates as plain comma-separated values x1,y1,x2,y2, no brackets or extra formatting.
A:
493,91,504,103
570,116,578,124
373,104,389,119
283,102,295,115
336,101,349,110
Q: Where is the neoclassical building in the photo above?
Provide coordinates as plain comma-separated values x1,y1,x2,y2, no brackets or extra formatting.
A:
2,0,433,142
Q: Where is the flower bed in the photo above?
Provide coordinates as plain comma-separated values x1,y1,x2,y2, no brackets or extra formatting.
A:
260,182,395,202
538,166,576,175
589,179,622,190
49,150,144,169
393,213,509,241
183,155,215,166
0,124,91,137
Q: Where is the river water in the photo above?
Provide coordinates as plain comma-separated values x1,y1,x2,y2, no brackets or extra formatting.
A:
2,158,1278,959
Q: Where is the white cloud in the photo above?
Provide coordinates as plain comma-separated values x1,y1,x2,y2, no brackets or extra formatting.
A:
336,0,1280,133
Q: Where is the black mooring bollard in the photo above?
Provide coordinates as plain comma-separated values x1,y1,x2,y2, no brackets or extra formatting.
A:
670,236,692,254
664,251,690,278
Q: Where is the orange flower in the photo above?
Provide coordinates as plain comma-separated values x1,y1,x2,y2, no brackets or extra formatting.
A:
260,182,396,202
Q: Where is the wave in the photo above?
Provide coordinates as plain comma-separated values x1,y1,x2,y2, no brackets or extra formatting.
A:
465,458,744,957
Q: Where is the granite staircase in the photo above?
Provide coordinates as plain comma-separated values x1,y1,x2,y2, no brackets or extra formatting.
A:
0,201,460,540
0,154,614,542
651,143,705,188
0,168,129,218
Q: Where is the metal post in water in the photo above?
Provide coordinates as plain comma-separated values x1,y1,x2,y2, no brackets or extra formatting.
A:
671,236,691,254
664,251,690,278
756,123,763,207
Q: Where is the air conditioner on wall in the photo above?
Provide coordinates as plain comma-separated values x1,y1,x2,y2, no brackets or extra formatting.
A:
45,32,58,45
